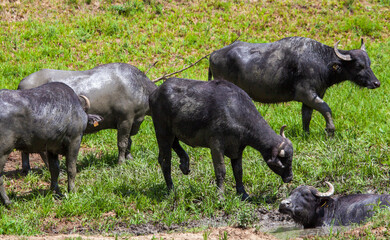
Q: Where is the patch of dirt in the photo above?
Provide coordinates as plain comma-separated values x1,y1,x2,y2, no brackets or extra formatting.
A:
5,226,278,240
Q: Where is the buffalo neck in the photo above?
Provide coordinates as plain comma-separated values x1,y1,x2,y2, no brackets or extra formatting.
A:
245,115,283,157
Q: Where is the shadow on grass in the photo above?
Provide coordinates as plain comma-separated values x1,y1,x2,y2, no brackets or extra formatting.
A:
113,182,168,202
75,151,119,172
3,168,44,180
9,188,55,203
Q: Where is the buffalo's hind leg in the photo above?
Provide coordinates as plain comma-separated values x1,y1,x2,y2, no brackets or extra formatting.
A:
172,137,190,175
21,152,30,175
210,142,226,200
153,120,175,192
47,152,62,197
157,136,175,192
124,117,145,160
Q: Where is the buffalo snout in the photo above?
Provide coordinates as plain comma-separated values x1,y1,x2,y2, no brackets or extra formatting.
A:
369,80,381,89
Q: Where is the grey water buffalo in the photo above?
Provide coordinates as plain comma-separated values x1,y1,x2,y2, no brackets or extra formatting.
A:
149,78,293,200
0,82,102,205
279,182,390,228
18,63,157,172
209,37,380,135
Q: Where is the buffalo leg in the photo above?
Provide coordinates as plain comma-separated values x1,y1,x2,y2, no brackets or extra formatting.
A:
172,137,190,175
66,136,82,193
0,155,11,205
21,152,30,175
125,118,144,160
230,155,249,201
39,152,49,169
117,118,133,164
125,138,133,161
300,93,335,136
47,152,61,196
301,103,313,133
210,143,226,199
153,119,175,192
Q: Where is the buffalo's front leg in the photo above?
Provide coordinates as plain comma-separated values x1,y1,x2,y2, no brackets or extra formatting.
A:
0,155,11,205
117,118,133,164
301,103,313,134
300,92,335,136
231,155,249,201
172,137,190,175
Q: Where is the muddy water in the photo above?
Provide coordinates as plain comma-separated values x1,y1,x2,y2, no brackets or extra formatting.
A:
265,225,351,239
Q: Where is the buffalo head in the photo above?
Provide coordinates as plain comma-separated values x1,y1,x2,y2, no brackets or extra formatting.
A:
334,40,380,89
266,125,293,183
279,182,334,227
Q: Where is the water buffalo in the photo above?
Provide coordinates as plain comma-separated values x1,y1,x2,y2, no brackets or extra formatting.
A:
149,78,293,200
0,82,102,205
279,182,390,228
209,37,380,135
18,63,157,172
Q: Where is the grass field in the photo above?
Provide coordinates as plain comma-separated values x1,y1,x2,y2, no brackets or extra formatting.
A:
0,0,389,238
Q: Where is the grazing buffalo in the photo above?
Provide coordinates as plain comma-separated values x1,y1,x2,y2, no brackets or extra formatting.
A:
0,82,102,205
209,37,380,135
279,182,390,228
18,63,157,172
149,78,293,200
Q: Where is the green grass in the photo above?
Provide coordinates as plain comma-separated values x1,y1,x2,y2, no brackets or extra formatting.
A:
0,0,389,238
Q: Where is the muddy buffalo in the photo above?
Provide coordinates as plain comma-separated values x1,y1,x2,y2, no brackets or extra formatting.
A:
149,78,293,200
279,182,390,228
18,63,157,172
209,37,380,135
0,82,102,205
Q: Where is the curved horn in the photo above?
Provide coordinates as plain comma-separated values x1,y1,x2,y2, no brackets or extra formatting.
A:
314,181,334,197
277,141,286,157
334,41,352,61
79,95,90,112
280,125,287,138
360,38,366,52
279,149,285,158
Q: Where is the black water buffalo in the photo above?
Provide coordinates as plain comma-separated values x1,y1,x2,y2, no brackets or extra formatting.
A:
18,63,157,172
209,37,380,135
0,82,102,205
279,182,390,228
149,78,293,200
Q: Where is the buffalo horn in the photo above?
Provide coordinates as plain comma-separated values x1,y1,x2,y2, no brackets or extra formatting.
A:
79,95,90,112
360,38,366,52
278,141,286,157
280,125,287,138
314,181,334,197
334,41,352,61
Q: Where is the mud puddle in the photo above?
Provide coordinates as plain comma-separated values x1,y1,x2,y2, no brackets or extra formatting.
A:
265,225,352,239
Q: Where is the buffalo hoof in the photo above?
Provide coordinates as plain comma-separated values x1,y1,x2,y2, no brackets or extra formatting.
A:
179,162,190,175
118,158,126,165
2,199,12,207
241,193,251,201
21,168,30,176
125,153,134,161
325,128,335,137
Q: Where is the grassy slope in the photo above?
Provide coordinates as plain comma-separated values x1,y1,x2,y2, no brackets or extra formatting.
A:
0,0,389,237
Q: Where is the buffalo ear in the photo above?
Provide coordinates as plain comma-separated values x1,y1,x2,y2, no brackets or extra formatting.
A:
267,147,284,168
87,114,103,127
331,63,342,73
